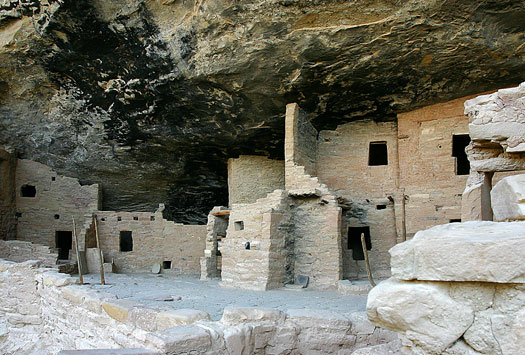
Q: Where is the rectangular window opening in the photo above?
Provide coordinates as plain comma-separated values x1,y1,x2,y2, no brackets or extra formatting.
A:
348,226,371,261
452,134,471,175
163,261,171,269
21,184,36,197
120,231,133,252
55,231,72,260
368,141,388,166
376,204,386,210
234,221,244,231
450,219,461,223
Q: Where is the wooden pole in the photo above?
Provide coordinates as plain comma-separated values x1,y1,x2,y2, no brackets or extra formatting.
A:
72,216,84,285
361,233,376,287
93,215,105,285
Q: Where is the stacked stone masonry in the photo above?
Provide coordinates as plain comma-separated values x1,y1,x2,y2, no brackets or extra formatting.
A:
15,159,100,249
79,210,206,275
207,93,499,289
0,257,396,355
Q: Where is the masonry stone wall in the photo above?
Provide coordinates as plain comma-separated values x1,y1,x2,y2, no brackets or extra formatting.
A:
80,210,206,275
15,159,100,250
220,190,289,291
228,156,284,205
0,257,396,355
0,147,16,240
317,120,399,279
0,239,58,267
397,96,472,236
285,103,318,186
317,120,399,199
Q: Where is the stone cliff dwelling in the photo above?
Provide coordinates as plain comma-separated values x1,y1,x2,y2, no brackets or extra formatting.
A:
1,0,525,354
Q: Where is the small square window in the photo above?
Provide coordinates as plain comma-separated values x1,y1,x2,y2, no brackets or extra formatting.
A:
15,212,22,218
234,221,244,231
117,216,122,221
54,214,60,219
133,216,138,221
376,205,386,210
163,261,171,269
150,216,155,221
51,177,56,181
368,142,388,166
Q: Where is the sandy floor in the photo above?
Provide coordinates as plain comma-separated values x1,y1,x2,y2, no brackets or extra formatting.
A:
82,273,368,320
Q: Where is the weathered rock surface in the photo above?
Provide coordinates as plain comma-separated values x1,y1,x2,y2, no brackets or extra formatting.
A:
491,174,525,221
367,278,474,354
390,221,525,283
1,0,525,222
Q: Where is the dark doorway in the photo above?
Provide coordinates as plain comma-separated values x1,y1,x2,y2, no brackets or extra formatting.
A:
348,226,371,261
452,134,471,175
120,231,133,252
55,231,72,260
368,142,388,166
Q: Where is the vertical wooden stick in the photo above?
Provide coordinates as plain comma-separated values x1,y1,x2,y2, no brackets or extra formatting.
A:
93,215,105,285
72,216,83,285
361,233,376,287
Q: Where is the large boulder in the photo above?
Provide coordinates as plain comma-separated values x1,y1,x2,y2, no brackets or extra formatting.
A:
390,221,525,283
366,278,473,354
491,174,525,221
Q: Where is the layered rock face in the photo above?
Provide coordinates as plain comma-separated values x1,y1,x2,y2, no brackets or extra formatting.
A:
1,0,525,222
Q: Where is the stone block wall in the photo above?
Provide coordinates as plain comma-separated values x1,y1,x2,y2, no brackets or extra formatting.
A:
200,206,229,280
220,189,289,291
79,210,206,275
317,120,399,279
228,156,284,205
15,159,100,249
285,103,318,187
397,96,471,236
0,256,396,354
0,239,58,267
317,119,399,199
0,147,16,240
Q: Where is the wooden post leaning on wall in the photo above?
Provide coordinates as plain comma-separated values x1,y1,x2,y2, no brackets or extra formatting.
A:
361,233,376,287
93,214,105,285
72,216,84,285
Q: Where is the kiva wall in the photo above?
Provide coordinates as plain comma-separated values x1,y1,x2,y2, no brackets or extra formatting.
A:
16,159,100,249
80,210,206,275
